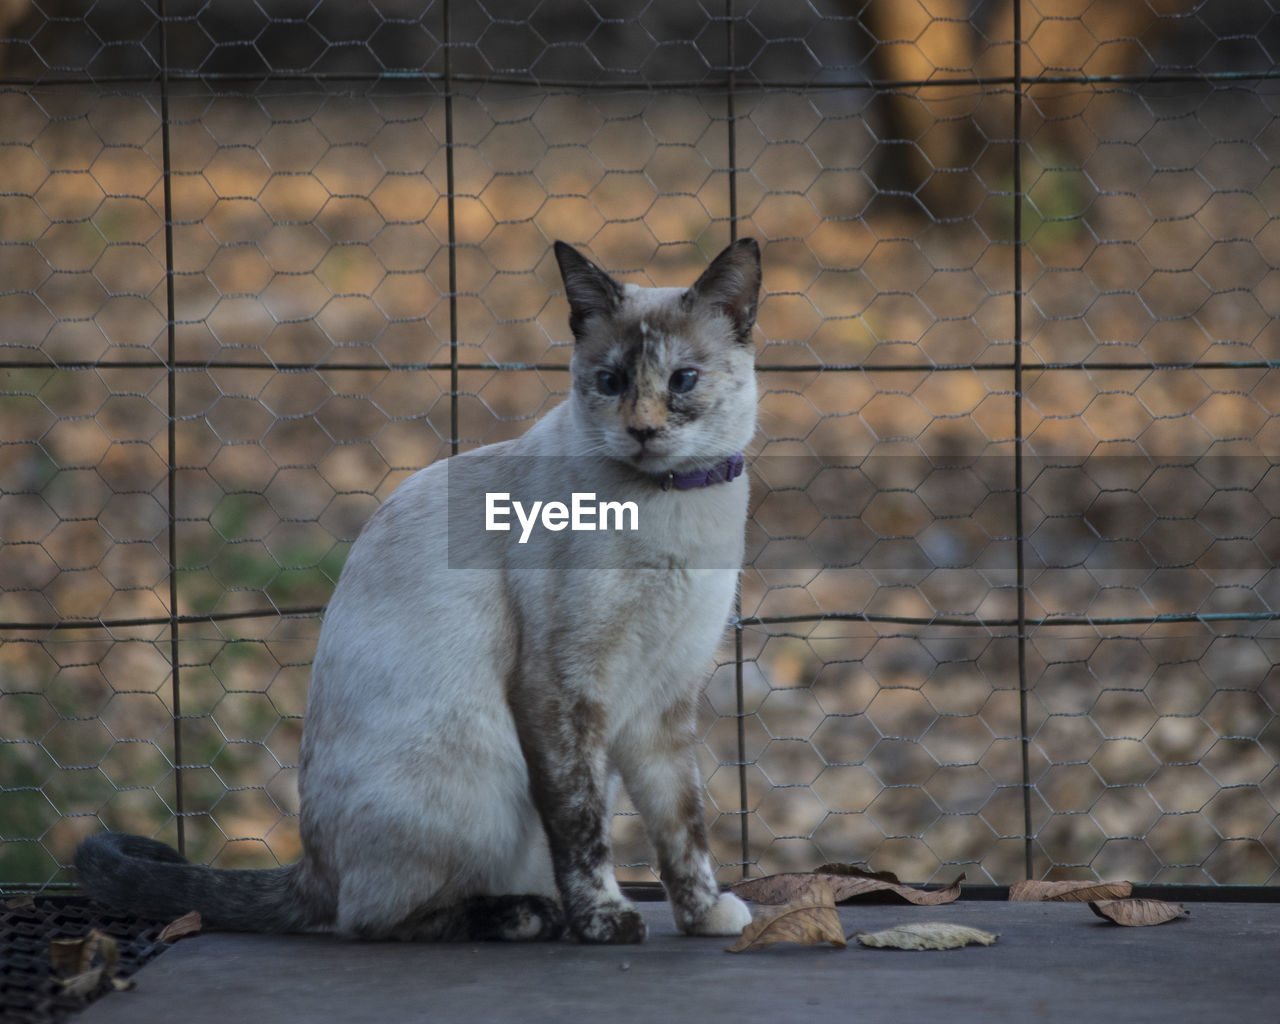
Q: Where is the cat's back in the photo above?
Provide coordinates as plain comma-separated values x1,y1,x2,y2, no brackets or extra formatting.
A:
305,437,526,722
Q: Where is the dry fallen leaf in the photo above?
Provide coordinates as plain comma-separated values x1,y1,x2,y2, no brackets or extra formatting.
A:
855,922,999,951
816,862,900,884
726,879,847,953
733,870,963,907
1009,880,1133,902
5,894,36,910
1088,898,1189,927
832,872,964,906
49,936,94,979
49,929,133,996
57,968,108,998
158,910,203,943
731,873,829,905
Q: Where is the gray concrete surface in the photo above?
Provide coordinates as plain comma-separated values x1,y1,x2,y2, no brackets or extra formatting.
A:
80,899,1278,1023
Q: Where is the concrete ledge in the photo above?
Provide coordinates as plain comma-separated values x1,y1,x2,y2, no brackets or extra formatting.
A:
80,900,1279,1023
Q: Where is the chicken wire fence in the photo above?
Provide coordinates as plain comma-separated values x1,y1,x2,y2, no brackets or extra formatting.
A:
1,0,1278,895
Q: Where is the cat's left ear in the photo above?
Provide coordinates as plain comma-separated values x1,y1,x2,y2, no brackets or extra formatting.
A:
686,237,761,345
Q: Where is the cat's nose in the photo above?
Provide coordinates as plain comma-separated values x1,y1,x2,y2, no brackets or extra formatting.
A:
627,425,659,446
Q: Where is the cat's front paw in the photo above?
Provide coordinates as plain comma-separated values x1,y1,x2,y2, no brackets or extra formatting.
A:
684,892,754,936
571,901,647,944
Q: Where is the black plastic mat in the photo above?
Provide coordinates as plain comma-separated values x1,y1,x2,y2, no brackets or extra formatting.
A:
1,897,172,1024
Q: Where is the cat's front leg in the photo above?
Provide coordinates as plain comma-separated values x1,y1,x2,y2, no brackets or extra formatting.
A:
511,690,646,944
613,705,753,937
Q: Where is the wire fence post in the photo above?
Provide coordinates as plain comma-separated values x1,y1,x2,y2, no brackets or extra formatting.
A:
443,0,460,457
722,0,751,882
1010,0,1033,884
154,0,185,858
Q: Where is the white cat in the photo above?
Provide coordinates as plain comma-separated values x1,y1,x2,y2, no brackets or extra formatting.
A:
76,238,762,944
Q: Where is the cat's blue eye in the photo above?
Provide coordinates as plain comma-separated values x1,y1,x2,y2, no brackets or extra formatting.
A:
669,368,699,394
596,369,625,396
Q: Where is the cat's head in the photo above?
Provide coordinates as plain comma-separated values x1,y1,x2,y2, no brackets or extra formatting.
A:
554,238,760,476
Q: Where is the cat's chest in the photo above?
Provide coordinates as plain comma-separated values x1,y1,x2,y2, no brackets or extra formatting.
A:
511,562,737,704
598,567,739,724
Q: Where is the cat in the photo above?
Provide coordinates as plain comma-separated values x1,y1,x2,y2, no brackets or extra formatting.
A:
75,237,762,944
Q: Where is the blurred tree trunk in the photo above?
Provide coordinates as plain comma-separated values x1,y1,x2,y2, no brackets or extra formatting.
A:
863,0,987,219
0,0,31,69
865,0,1180,221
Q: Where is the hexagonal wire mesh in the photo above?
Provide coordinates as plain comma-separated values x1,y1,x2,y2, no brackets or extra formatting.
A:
1,1,1278,894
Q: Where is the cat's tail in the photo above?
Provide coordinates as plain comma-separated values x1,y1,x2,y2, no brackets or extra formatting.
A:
74,832,324,933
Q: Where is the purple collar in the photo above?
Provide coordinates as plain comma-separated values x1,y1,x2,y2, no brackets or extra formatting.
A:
652,452,746,491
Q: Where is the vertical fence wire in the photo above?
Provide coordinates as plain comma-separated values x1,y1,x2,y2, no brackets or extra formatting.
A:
1010,0,1032,883
722,0,751,880
443,0,460,458
154,0,185,857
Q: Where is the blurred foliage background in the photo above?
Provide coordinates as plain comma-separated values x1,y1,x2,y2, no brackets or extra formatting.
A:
1,0,1278,889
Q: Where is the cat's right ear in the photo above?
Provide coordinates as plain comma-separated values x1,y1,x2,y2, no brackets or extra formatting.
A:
554,241,625,342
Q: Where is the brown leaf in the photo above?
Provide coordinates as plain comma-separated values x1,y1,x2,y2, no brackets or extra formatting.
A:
1009,879,1133,902
815,862,901,884
56,968,106,997
733,870,963,907
732,873,825,905
50,932,118,977
829,871,964,907
726,879,847,952
158,910,203,943
50,930,124,996
1088,898,1189,927
49,937,95,978
5,894,36,910
855,922,999,950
